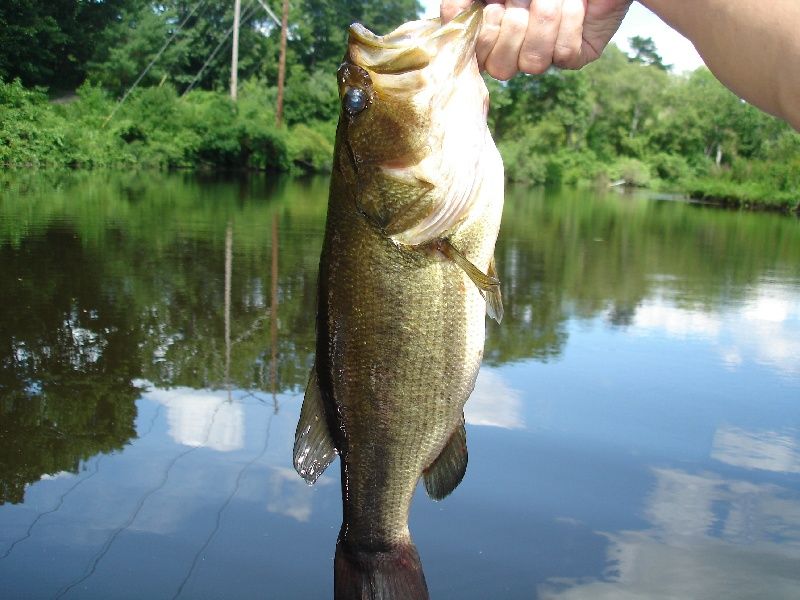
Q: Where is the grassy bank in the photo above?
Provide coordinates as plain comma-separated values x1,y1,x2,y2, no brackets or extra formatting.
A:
0,78,333,173
495,113,800,214
2,77,798,212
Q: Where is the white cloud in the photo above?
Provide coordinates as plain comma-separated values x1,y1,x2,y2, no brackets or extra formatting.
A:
265,467,334,523
629,282,800,378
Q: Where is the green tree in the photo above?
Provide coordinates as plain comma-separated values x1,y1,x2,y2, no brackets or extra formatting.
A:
0,0,135,91
628,35,670,71
290,0,421,72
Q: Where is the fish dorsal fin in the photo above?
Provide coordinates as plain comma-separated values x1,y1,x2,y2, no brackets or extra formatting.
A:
486,256,503,324
293,366,337,484
423,417,468,501
438,239,503,324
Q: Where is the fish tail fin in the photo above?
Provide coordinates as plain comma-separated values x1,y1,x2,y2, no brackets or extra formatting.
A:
334,538,429,600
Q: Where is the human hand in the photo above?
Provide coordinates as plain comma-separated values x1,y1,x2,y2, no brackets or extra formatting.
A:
441,0,633,80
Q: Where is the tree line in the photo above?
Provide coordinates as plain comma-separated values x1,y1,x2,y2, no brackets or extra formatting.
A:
0,0,797,209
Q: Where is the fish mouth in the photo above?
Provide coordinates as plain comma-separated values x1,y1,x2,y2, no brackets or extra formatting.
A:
347,3,482,76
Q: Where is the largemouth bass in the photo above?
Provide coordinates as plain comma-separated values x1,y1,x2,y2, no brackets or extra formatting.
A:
293,4,503,598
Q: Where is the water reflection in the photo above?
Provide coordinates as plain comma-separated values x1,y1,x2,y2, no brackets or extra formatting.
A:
712,426,800,473
628,281,800,378
266,466,334,523
466,369,525,430
540,467,800,599
146,386,245,452
0,172,799,598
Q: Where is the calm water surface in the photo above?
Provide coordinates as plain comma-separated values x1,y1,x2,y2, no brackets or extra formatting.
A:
1,172,799,599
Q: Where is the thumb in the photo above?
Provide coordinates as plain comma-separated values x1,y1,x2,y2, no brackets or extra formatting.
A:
440,0,474,23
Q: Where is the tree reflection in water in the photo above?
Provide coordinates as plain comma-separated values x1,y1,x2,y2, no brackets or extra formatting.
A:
2,172,800,505
0,168,798,594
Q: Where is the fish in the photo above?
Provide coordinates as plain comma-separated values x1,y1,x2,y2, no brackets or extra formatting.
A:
293,3,504,599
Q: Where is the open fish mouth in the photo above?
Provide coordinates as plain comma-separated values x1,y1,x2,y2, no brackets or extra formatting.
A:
347,3,482,76
334,1,497,249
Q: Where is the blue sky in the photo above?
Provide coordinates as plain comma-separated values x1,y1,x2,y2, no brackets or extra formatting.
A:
419,1,704,72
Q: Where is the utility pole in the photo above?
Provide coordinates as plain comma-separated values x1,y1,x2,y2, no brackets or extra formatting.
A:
230,0,242,100
275,0,289,126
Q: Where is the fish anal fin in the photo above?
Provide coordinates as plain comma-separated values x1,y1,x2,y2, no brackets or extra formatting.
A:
423,418,468,501
486,256,503,324
293,365,337,484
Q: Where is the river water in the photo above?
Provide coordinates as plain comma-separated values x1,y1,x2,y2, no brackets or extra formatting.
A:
1,172,799,599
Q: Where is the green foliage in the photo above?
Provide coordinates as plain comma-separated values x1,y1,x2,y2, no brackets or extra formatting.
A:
292,0,422,72
648,152,692,182
0,0,133,91
0,77,309,171
287,123,335,171
608,157,652,187
628,36,670,71
282,67,340,126
487,43,800,207
1,1,799,208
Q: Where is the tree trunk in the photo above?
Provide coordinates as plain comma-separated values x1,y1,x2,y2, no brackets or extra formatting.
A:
629,104,641,138
230,0,241,101
276,0,289,127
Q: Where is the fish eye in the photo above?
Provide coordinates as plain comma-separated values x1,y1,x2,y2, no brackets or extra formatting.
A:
343,87,368,115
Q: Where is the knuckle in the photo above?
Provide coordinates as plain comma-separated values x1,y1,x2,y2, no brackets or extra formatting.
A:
552,42,580,67
485,58,517,81
518,51,551,74
504,7,531,35
560,0,585,22
534,0,561,25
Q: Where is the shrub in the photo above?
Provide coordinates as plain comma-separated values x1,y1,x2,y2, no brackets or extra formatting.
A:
287,123,334,172
608,157,652,187
649,152,692,182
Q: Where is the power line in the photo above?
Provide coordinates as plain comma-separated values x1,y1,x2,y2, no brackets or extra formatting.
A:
104,0,209,126
182,0,259,97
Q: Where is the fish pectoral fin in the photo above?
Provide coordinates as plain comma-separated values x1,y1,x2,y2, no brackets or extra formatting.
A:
438,239,503,324
486,256,503,324
293,365,337,484
423,417,468,501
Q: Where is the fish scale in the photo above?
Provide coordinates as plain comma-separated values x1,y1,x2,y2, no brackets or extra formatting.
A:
293,4,504,598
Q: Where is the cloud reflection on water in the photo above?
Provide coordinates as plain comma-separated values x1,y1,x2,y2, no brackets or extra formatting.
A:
143,386,245,452
539,467,800,599
712,426,800,474
628,281,800,377
466,369,525,430
265,467,333,523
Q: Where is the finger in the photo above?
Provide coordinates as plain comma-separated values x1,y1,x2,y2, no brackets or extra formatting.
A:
477,3,504,69
518,0,563,75
484,3,530,81
440,0,473,23
552,0,586,69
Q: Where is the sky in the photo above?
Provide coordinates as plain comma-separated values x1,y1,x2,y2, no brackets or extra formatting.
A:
420,1,705,73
